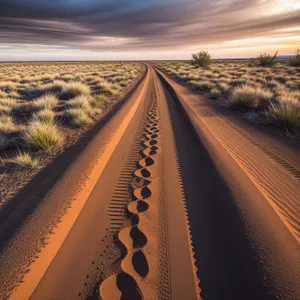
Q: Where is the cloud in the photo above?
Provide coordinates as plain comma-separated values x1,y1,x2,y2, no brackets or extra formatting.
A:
0,0,299,55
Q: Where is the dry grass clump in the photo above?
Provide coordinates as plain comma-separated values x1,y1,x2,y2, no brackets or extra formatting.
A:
32,109,55,124
229,85,273,109
89,94,107,108
210,88,221,99
64,94,104,127
60,81,91,99
0,81,17,92
34,94,58,110
190,80,215,91
24,121,64,152
11,152,41,169
64,109,93,127
266,102,300,130
0,98,18,114
0,115,17,134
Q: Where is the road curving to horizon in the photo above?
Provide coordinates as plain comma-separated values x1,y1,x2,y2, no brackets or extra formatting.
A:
0,64,299,300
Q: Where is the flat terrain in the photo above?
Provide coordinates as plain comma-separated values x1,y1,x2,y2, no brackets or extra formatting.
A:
0,63,299,300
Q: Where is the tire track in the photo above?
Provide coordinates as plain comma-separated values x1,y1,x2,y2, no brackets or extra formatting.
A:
100,90,160,300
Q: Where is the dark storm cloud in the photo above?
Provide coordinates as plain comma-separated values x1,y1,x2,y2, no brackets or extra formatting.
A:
0,0,299,51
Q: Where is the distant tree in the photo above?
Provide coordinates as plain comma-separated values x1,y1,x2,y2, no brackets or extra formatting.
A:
191,51,212,67
257,51,278,66
288,49,300,67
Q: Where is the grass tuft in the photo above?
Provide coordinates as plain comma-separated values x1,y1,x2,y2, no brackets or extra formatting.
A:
24,121,64,152
12,152,41,169
60,81,91,99
0,98,18,114
89,94,107,108
32,109,55,124
266,101,300,131
0,115,17,134
64,108,93,127
34,94,58,110
229,85,273,110
190,80,215,91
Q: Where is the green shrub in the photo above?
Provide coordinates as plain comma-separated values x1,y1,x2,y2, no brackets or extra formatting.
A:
288,49,300,67
257,51,278,66
68,95,92,112
191,51,212,67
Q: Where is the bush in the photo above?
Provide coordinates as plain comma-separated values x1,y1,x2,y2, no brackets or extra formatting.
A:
266,102,300,130
12,152,41,169
24,121,64,152
257,51,278,66
288,49,300,67
191,51,212,67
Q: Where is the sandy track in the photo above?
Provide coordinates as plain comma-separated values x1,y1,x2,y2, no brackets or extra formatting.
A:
0,64,299,299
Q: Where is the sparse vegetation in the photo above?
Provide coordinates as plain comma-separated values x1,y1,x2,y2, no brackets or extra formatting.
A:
158,55,300,134
190,80,215,91
191,51,212,67
0,61,142,202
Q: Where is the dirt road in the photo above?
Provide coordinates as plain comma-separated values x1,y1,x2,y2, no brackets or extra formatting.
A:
0,64,299,300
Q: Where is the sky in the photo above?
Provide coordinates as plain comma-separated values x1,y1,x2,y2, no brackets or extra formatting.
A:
0,0,299,61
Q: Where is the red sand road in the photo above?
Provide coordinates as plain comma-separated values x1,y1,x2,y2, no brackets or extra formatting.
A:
0,64,298,300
